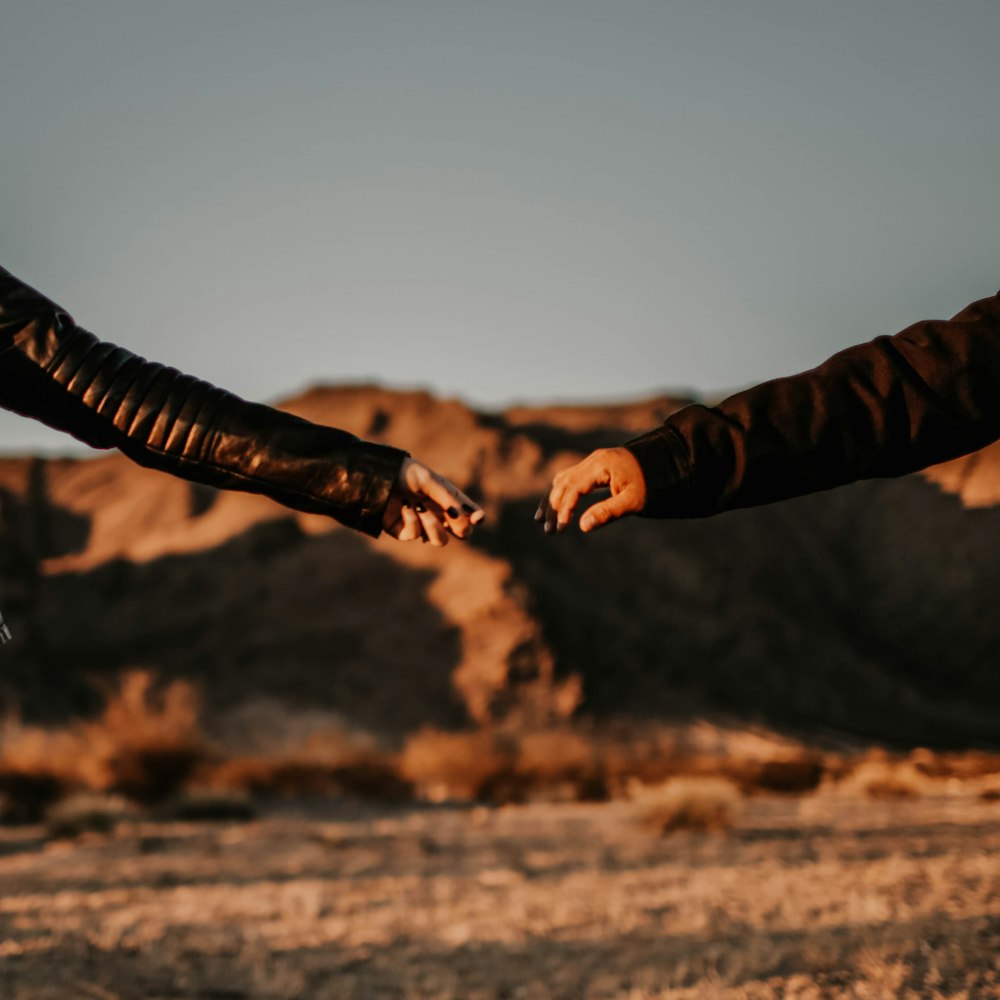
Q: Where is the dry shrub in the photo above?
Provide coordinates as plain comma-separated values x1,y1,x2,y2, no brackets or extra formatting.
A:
908,748,1000,780
210,726,411,801
839,758,925,800
168,789,257,822
1,670,209,820
296,729,410,799
211,757,334,797
580,722,831,801
46,792,133,839
78,670,208,804
329,755,412,799
0,717,89,822
400,727,610,804
477,728,608,804
517,728,607,801
590,731,688,796
211,754,410,800
401,728,509,801
723,754,826,796
598,743,827,801
634,776,741,835
516,728,592,779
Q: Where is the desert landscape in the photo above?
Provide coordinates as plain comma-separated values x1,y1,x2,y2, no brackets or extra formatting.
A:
3,386,1000,998
3,789,1000,999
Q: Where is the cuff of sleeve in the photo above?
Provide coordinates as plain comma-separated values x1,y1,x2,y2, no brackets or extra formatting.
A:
353,444,409,538
624,425,692,517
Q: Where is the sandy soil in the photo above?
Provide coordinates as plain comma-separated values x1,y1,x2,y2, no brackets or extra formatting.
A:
2,794,1000,999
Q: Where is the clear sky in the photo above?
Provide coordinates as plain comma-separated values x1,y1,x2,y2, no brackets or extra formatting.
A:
2,0,999,452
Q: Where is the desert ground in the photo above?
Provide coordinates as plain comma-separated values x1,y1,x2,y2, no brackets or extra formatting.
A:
3,790,1000,1000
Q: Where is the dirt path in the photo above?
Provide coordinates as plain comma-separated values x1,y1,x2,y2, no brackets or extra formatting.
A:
2,795,999,999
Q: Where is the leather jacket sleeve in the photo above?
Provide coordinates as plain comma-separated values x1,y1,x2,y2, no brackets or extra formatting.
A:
0,266,406,537
625,290,1000,517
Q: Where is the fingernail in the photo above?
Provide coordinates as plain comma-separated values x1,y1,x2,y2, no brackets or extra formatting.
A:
461,503,476,515
402,499,410,508
414,502,427,513
446,506,459,519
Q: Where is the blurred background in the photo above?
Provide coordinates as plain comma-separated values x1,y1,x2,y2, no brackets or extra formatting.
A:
3,4,1000,997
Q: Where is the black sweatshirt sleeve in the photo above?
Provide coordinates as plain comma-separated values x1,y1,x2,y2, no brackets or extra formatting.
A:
625,291,1000,517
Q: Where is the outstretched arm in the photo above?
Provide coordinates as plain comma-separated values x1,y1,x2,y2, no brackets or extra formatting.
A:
540,289,1000,531
0,266,482,542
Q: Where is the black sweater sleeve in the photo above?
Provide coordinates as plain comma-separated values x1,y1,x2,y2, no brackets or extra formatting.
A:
625,291,1000,517
0,266,406,536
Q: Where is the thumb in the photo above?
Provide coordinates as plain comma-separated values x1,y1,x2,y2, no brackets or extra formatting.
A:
579,490,636,533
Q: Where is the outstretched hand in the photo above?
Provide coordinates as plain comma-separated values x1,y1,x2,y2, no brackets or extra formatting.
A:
536,447,647,534
382,457,485,545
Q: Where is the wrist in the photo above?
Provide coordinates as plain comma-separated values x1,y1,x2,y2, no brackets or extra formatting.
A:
623,427,690,517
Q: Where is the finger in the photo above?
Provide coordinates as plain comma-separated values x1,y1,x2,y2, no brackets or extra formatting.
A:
414,501,449,546
537,490,560,535
446,482,485,526
555,480,588,532
419,474,479,537
380,495,404,539
544,488,559,535
545,472,574,535
535,491,549,523
417,475,470,537
398,502,425,542
553,462,607,532
547,473,569,516
579,490,636,533
547,461,595,525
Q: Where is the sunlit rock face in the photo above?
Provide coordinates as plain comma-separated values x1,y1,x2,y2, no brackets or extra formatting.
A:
923,437,1000,510
1,384,998,748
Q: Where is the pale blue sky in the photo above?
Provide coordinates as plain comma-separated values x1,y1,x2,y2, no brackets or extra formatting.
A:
2,0,999,452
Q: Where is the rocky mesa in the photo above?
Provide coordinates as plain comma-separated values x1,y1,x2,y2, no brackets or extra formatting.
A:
2,385,1000,749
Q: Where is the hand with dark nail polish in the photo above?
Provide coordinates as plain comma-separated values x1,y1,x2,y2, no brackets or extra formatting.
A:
381,457,485,545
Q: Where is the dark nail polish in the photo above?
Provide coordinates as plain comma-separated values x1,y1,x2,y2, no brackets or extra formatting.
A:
447,506,459,519
462,503,476,514
414,502,427,513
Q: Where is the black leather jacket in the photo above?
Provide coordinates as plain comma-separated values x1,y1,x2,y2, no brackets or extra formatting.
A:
626,289,1000,516
0,266,406,537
